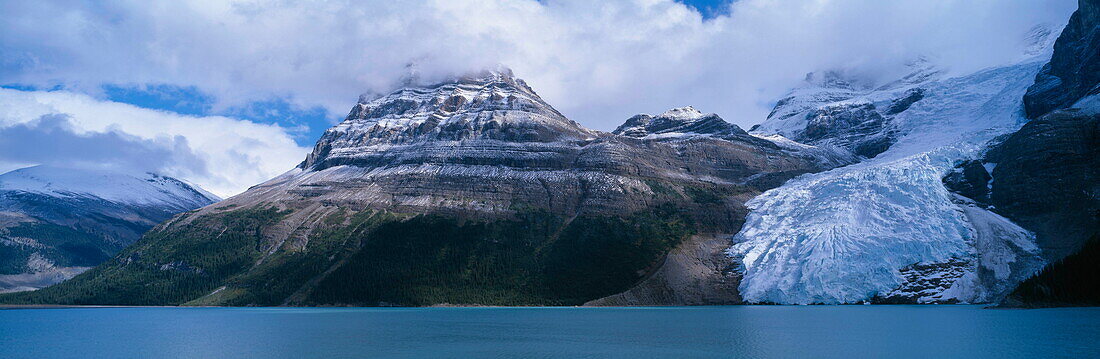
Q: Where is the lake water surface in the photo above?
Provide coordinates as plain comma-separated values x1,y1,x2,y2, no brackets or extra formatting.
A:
1,305,1098,358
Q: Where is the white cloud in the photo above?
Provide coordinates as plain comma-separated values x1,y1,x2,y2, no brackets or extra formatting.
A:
0,89,309,197
0,114,209,178
0,0,1077,130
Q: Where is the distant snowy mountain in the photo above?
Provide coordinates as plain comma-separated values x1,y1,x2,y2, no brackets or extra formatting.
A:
729,29,1061,304
0,166,218,210
0,166,218,292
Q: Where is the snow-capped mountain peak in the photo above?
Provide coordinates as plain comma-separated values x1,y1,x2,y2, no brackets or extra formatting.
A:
613,106,748,140
301,68,597,170
0,165,218,210
658,106,705,120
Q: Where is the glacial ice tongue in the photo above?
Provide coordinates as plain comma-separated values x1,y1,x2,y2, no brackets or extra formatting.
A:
729,57,1049,304
729,149,976,304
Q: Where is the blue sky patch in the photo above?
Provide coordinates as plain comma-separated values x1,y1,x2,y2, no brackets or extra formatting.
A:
221,98,332,145
679,0,733,19
103,84,214,117
103,84,332,146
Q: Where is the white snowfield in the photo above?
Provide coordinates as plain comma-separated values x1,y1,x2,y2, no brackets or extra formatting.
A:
731,55,1051,304
0,165,219,210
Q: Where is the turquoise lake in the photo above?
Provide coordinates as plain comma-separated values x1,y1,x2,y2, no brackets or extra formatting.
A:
1,306,1098,358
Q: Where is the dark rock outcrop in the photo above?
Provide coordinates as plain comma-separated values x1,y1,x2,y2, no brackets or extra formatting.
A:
941,160,992,205
885,88,925,115
801,102,895,158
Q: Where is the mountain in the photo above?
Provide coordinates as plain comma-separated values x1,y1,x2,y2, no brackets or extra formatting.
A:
0,70,824,306
728,26,1061,304
993,0,1100,307
613,106,750,140
747,60,941,160
0,165,218,292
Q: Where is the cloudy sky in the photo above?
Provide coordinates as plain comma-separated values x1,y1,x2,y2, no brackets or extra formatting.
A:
0,0,1077,197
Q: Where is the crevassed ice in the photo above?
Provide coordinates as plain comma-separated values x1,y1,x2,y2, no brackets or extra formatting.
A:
729,58,1047,304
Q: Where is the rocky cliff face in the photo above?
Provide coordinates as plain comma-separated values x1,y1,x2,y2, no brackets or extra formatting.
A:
986,111,1099,261
1,70,824,306
0,166,218,292
1023,0,1100,118
990,0,1100,307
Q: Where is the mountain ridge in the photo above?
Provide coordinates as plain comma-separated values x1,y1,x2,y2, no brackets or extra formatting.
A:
0,69,825,306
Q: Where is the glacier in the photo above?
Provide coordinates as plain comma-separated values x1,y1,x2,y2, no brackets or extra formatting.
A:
729,57,1051,304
